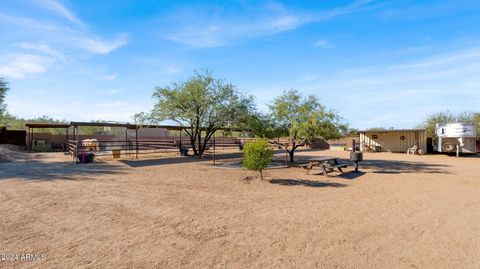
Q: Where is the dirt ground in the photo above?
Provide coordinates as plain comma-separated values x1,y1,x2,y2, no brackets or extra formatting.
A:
1,148,480,268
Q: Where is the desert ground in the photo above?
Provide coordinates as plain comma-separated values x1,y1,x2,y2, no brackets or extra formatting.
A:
1,146,480,268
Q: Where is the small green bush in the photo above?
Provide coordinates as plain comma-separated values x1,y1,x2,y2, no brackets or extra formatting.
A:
242,138,273,180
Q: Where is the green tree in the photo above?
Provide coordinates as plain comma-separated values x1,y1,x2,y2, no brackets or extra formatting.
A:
343,127,359,137
244,112,287,139
242,138,273,180
474,113,480,129
0,77,9,120
139,71,255,157
3,115,69,134
269,89,347,162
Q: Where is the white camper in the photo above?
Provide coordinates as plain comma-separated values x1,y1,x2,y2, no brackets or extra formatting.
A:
435,123,477,156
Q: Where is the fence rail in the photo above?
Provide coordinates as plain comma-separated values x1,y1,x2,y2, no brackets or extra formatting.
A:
64,137,245,162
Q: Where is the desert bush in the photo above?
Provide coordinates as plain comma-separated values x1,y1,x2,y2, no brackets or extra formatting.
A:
242,138,273,180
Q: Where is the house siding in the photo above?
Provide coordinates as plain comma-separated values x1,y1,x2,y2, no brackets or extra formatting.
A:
359,130,427,153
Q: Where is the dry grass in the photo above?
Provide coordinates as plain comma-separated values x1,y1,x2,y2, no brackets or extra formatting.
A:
1,149,480,268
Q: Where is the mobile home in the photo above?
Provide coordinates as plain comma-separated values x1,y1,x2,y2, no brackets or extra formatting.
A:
358,129,427,153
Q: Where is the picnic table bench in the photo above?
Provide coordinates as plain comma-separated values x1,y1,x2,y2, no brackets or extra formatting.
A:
303,156,347,176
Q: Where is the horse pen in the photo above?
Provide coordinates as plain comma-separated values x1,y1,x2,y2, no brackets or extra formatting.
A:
25,122,253,164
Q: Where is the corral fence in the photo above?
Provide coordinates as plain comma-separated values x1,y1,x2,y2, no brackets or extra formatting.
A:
0,127,27,146
65,136,247,161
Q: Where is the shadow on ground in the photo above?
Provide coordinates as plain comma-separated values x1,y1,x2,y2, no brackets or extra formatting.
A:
119,150,289,168
358,159,451,174
0,159,123,181
293,155,452,175
336,171,366,179
269,179,347,188
302,169,366,179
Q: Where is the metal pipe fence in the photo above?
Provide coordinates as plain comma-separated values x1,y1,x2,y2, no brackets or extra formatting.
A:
64,138,244,162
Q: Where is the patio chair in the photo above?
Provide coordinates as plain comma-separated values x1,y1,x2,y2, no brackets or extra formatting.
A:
407,145,418,155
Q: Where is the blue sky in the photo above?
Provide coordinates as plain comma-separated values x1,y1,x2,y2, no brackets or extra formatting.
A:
1,0,480,129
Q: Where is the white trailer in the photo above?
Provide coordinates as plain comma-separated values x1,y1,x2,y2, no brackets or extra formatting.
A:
435,123,477,156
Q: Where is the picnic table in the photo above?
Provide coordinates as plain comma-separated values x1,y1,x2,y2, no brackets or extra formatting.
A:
304,156,347,176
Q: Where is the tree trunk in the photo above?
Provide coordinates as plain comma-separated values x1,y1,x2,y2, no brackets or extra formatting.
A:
196,131,202,157
199,129,215,157
259,170,264,180
289,150,295,163
289,139,296,162
189,136,198,156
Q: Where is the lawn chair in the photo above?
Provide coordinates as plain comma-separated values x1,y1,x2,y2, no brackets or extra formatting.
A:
407,145,418,155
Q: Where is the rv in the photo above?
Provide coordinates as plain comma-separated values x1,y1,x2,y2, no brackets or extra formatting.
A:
435,123,477,156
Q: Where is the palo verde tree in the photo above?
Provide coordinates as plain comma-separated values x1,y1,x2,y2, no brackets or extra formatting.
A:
242,138,274,180
269,89,348,162
137,71,255,157
0,77,9,121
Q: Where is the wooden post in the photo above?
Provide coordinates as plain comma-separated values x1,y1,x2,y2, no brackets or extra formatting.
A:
179,129,182,151
73,126,81,159
28,127,32,151
125,128,128,156
64,127,69,153
135,127,139,159
75,126,79,160
213,132,216,166
31,127,35,151
26,127,29,151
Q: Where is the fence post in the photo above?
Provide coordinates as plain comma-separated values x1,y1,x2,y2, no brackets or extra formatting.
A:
213,134,216,166
74,140,79,161
135,128,138,159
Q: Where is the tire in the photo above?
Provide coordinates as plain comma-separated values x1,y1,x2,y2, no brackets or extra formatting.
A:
441,142,456,153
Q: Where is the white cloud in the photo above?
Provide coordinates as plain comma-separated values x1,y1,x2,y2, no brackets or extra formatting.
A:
99,89,123,96
0,54,49,79
0,0,128,80
287,46,480,128
166,25,224,48
269,15,303,31
14,0,127,55
393,48,480,69
382,46,430,55
16,42,65,61
75,35,128,54
163,1,376,48
33,0,84,26
165,14,307,48
97,101,128,109
0,12,57,30
104,74,117,81
241,45,480,129
161,66,182,74
313,39,333,48
0,43,67,79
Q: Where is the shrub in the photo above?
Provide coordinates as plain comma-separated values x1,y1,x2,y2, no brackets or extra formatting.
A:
242,138,273,180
